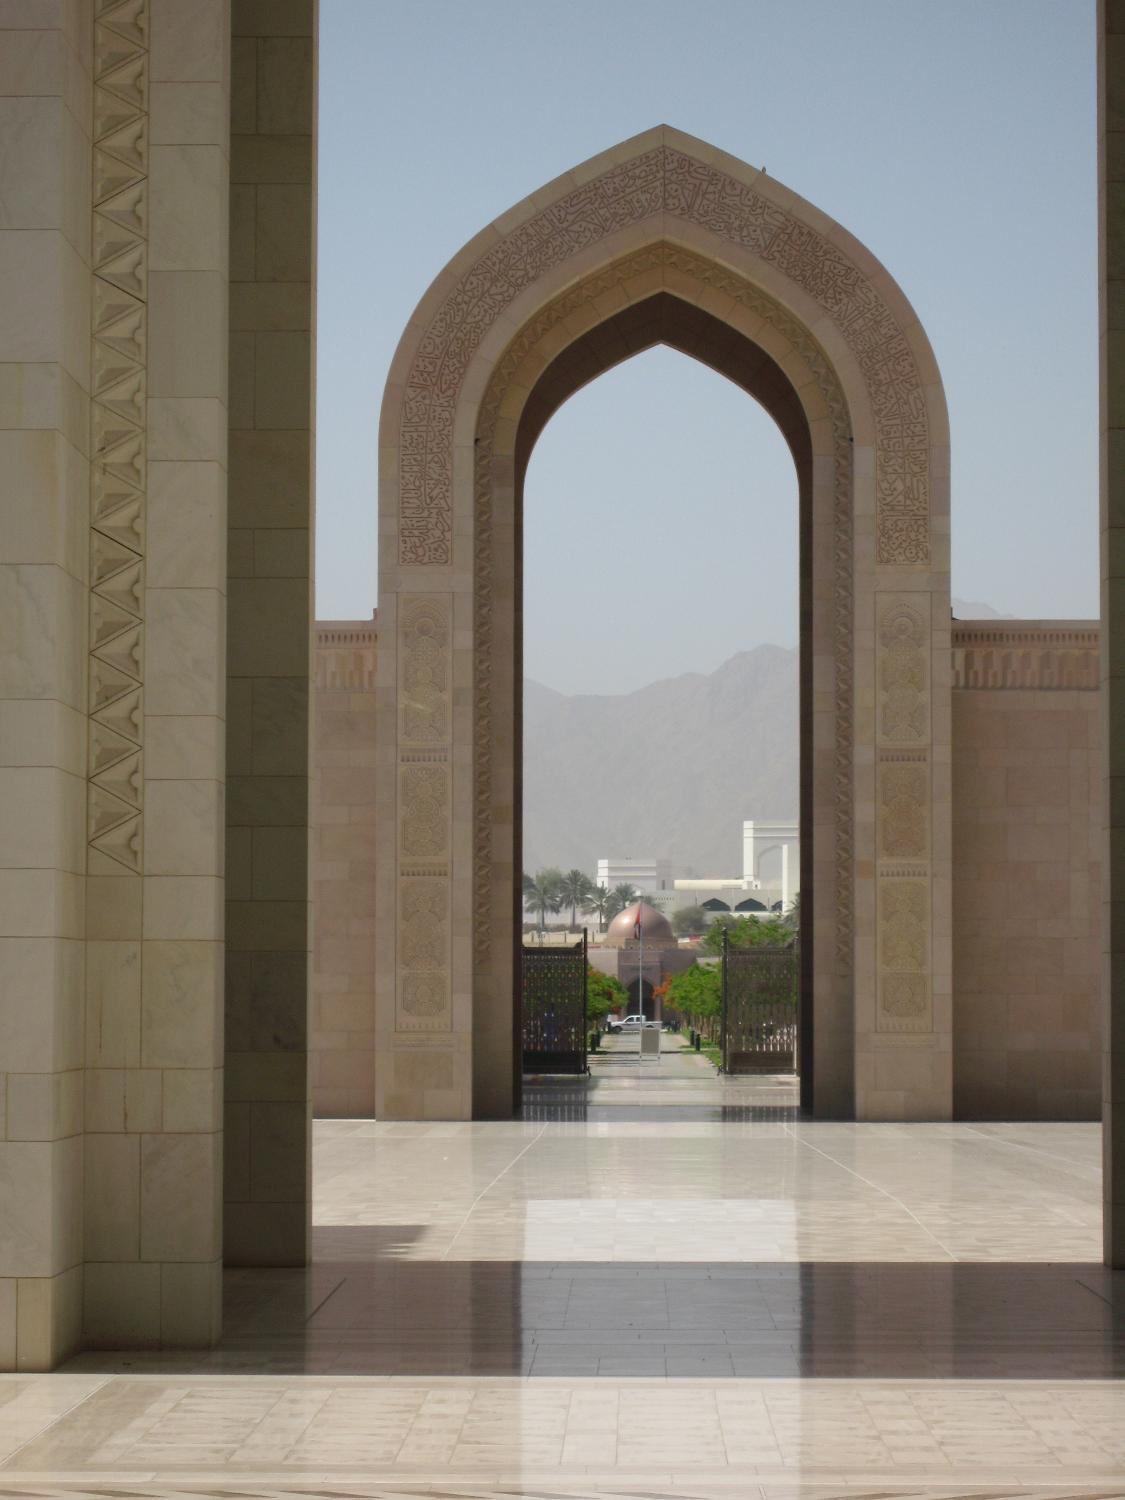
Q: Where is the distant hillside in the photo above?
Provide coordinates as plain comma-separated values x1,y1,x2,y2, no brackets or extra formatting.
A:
522,646,798,878
951,598,1012,619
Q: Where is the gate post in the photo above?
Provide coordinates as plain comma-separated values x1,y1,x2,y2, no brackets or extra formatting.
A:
720,926,729,1073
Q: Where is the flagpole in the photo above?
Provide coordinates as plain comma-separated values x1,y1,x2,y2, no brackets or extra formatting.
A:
639,900,648,1056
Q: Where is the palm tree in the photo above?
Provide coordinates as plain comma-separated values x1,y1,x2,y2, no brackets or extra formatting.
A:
558,869,594,932
604,882,639,925
523,868,563,940
583,883,615,933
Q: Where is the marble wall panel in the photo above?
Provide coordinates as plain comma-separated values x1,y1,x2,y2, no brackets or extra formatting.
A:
952,627,1102,1120
0,0,92,1370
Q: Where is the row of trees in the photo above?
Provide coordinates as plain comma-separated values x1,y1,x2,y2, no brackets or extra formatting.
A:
522,868,641,934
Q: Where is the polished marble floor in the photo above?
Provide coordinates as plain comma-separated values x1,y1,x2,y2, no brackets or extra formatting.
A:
2,1061,1122,1497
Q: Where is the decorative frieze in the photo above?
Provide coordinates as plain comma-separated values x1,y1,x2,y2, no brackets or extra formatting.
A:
88,0,149,874
315,619,377,690
951,623,1099,690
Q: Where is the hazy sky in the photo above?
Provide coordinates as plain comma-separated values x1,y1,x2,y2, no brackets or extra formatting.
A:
316,1,1097,696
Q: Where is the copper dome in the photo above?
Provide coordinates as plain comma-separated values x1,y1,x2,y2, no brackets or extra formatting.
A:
604,901,676,949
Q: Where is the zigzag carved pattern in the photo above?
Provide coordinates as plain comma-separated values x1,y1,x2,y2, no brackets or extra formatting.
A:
87,0,148,874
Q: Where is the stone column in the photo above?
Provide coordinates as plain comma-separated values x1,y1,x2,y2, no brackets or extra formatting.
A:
83,0,230,1350
1100,0,1125,1268
223,0,315,1265
0,0,92,1371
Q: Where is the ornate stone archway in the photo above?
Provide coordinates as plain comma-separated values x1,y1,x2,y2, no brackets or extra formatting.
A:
376,127,951,1120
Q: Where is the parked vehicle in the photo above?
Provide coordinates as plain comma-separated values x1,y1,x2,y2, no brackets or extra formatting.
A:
606,1013,660,1032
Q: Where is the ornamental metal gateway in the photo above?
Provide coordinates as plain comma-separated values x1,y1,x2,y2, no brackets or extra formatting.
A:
522,934,588,1075
721,934,799,1074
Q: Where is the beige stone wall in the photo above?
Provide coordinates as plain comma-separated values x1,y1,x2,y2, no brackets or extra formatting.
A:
952,624,1101,1120
312,620,377,1116
0,0,92,1369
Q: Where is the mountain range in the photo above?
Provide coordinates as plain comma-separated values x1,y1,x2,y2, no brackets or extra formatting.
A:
523,644,798,879
522,600,1005,878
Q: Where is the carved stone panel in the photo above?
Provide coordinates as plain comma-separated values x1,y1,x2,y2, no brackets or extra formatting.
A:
877,876,931,1033
877,753,929,862
878,596,930,746
396,595,452,1032
400,595,450,744
397,877,450,1033
875,594,933,1033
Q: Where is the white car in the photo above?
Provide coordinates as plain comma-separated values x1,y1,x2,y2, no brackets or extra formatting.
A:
606,1013,659,1032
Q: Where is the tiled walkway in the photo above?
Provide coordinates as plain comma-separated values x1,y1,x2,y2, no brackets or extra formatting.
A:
1,1069,1122,1497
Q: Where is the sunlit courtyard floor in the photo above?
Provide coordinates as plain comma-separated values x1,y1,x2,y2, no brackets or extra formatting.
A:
2,1050,1122,1497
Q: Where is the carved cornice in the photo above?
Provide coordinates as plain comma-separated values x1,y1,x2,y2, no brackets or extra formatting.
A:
314,618,378,691
951,622,1099,690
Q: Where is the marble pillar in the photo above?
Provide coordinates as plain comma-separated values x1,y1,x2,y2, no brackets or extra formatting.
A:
83,0,229,1350
223,0,315,1267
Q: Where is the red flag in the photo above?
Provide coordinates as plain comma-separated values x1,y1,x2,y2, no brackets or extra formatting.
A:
633,904,642,940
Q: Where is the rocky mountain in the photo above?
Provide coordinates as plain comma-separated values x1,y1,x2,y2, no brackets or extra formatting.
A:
522,645,799,879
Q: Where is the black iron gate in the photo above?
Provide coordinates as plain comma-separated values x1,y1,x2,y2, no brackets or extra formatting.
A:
521,933,587,1075
721,931,799,1073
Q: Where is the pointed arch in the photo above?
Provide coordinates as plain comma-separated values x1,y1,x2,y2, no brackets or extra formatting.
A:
377,127,950,1121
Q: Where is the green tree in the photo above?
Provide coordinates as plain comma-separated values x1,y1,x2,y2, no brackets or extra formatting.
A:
586,966,628,1023
660,963,722,1038
671,903,709,937
558,868,594,931
523,868,564,937
701,913,791,953
782,890,801,934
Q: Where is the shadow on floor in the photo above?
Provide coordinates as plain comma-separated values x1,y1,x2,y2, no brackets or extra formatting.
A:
65,1233,1125,1380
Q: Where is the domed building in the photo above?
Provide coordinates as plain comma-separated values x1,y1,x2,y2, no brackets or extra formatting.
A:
589,901,697,1019
604,900,677,950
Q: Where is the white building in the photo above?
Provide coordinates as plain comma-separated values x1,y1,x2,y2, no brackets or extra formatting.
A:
743,820,799,910
671,818,799,916
596,856,673,892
